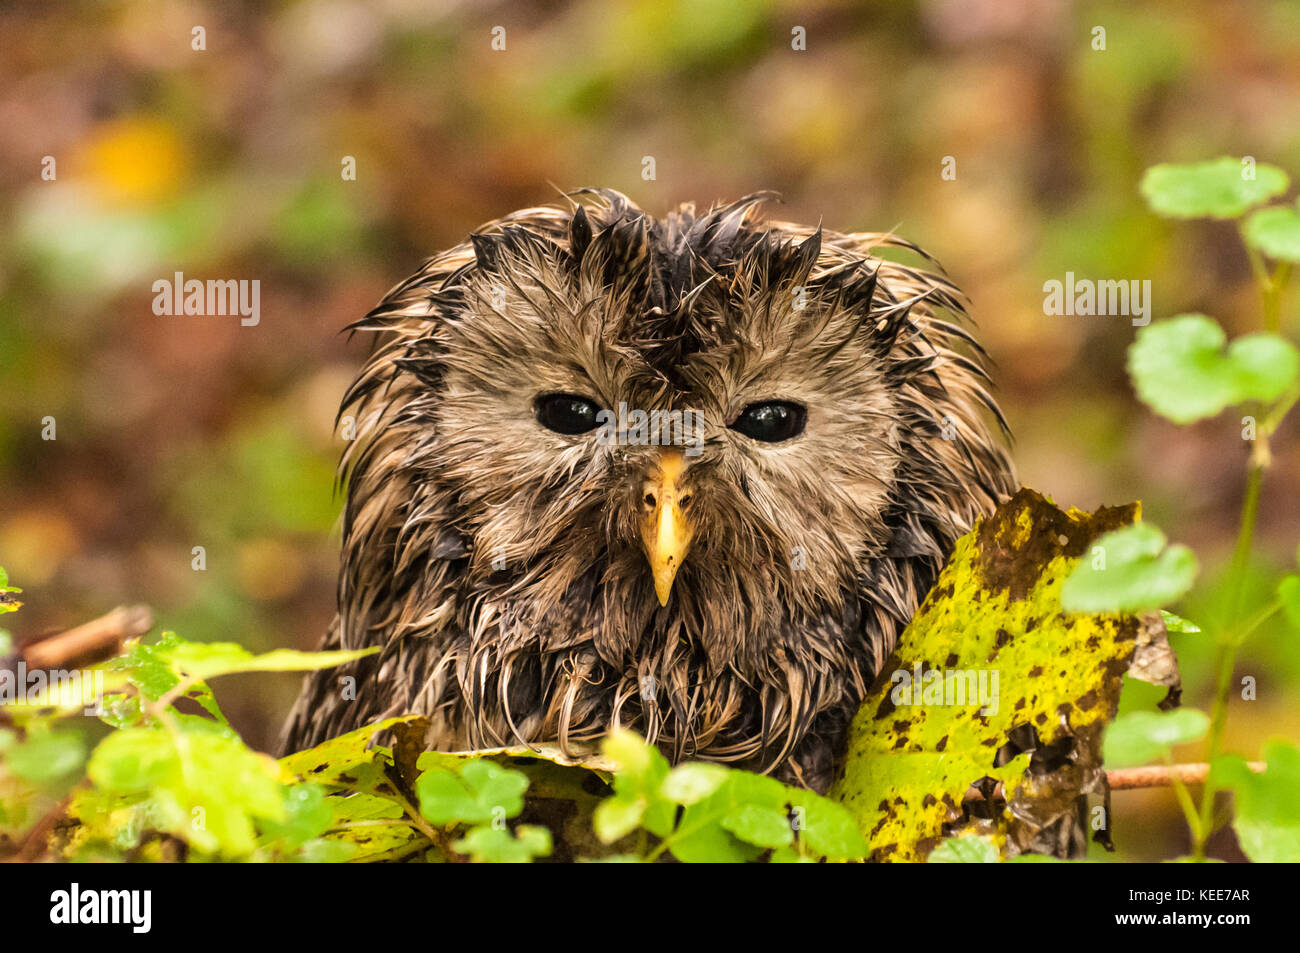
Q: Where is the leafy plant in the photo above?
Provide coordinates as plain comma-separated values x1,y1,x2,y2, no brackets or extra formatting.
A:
0,570,864,863
1061,156,1300,861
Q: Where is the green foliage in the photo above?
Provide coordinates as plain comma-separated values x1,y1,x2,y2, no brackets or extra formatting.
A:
594,729,866,862
5,725,85,783
0,566,22,617
1140,157,1287,220
1127,315,1299,424
0,572,867,862
87,723,285,856
452,824,553,863
842,146,1300,863
1061,523,1198,612
416,758,529,825
1245,201,1300,263
1278,575,1300,630
927,835,1000,863
1103,709,1210,768
832,489,1171,861
1210,741,1300,862
1073,157,1300,861
1160,610,1202,636
0,603,391,861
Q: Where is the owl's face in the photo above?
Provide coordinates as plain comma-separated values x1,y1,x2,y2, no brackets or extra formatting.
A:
434,227,900,663
326,191,1013,787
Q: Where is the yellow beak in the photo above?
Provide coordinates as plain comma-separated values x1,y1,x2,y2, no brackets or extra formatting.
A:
640,450,694,606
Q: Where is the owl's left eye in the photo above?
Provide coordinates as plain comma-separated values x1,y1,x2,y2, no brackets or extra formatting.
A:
534,393,603,435
730,401,807,443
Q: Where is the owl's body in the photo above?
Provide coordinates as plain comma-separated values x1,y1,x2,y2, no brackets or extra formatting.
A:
280,190,1014,791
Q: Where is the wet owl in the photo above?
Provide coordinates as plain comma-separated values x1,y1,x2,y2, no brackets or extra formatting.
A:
280,189,1015,792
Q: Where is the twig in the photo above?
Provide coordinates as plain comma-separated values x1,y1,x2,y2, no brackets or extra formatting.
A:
958,761,1266,805
20,605,152,670
1108,762,1265,790
7,789,77,862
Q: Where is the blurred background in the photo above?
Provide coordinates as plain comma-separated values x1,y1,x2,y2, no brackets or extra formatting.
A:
1,0,1298,860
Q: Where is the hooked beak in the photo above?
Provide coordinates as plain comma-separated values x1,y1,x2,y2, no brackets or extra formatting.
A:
640,450,694,606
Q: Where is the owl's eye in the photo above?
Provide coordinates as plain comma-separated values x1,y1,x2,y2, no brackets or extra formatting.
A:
534,393,603,435
730,401,807,443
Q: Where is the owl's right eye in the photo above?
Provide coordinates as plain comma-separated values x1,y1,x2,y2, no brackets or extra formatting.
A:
534,393,603,435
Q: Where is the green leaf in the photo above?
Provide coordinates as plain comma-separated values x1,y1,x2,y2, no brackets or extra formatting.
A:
1160,610,1201,635
592,792,647,844
669,782,765,864
328,791,405,823
600,729,674,838
182,732,289,842
260,783,333,847
830,489,1171,860
279,715,418,786
928,835,1000,863
721,804,793,850
415,759,528,826
6,727,86,782
315,792,415,862
159,640,379,681
1103,709,1210,768
1244,202,1300,262
110,632,183,700
0,566,21,595
1140,158,1288,219
788,789,869,860
602,727,668,786
1128,315,1300,424
768,846,818,863
86,725,285,856
660,762,730,805
1062,523,1198,613
296,838,360,863
1278,575,1300,630
452,824,553,863
1211,741,1300,862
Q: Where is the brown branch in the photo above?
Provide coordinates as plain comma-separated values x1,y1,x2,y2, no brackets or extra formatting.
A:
6,790,75,863
19,605,152,670
1106,762,1265,790
960,761,1267,805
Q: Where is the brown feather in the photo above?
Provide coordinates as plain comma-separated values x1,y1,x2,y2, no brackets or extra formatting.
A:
280,190,1016,792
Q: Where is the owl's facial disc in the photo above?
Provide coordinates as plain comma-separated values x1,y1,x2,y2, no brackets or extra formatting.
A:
640,449,694,606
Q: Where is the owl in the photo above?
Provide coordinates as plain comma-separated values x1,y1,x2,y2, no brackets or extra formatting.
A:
280,189,1015,792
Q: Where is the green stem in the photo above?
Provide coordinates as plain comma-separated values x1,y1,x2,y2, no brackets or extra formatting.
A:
1191,462,1262,860
1166,754,1202,844
1233,599,1282,645
1265,262,1291,334
1240,225,1290,333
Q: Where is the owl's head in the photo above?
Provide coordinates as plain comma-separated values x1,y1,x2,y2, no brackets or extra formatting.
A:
336,190,1014,784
